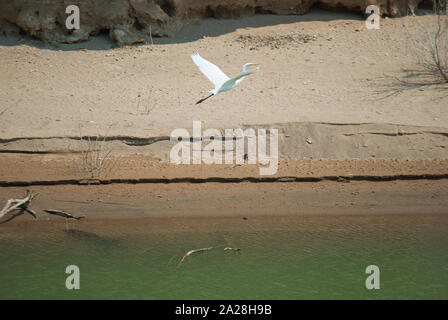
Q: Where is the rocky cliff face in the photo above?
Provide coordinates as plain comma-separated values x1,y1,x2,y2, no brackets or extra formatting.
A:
0,0,423,45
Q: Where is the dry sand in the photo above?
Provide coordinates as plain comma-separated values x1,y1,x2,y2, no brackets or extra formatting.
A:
0,11,447,140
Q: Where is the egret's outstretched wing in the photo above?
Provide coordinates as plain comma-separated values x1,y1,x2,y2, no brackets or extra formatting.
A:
191,53,230,89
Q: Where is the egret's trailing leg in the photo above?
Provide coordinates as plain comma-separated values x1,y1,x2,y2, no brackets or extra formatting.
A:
196,94,214,104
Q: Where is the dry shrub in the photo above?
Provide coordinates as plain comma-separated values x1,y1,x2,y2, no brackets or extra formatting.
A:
403,0,448,86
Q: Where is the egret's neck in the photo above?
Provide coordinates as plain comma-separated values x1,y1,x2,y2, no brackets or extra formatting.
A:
241,64,259,75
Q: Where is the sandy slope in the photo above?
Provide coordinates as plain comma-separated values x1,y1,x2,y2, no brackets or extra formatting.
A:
0,11,447,142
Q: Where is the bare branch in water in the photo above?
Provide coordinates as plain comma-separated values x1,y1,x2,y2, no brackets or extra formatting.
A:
43,209,85,221
176,245,241,269
224,246,241,251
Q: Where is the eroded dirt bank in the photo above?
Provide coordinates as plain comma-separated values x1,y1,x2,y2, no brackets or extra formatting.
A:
0,0,428,45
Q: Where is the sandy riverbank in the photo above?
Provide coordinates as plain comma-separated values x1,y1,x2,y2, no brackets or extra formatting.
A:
1,10,447,226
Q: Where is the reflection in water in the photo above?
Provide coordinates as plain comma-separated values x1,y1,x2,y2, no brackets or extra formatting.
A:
0,214,447,299
64,229,120,248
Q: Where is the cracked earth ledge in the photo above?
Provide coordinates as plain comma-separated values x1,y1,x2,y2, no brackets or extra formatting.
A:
0,122,447,186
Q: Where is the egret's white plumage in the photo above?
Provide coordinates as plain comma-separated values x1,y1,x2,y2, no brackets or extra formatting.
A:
191,53,230,92
191,53,260,104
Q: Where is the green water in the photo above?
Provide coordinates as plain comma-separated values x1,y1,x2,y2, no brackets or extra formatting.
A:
1,214,447,299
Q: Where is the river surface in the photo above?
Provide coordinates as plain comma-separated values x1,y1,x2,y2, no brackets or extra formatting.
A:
0,214,447,299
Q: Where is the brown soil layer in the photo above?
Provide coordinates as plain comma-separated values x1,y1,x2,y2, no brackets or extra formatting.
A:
1,179,447,225
0,1,424,45
1,154,447,226
1,154,448,184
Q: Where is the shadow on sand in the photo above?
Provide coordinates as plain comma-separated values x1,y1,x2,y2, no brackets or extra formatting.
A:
0,9,363,51
64,229,121,248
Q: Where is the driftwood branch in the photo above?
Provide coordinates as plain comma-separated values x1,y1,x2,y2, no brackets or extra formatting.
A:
0,190,37,223
23,207,38,219
176,245,241,269
0,192,87,227
176,246,221,269
224,246,241,251
43,209,85,220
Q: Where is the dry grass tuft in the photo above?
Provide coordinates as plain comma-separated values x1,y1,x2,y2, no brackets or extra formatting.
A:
70,126,120,180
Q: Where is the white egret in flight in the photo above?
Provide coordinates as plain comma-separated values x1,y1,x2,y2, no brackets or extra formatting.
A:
191,53,260,104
